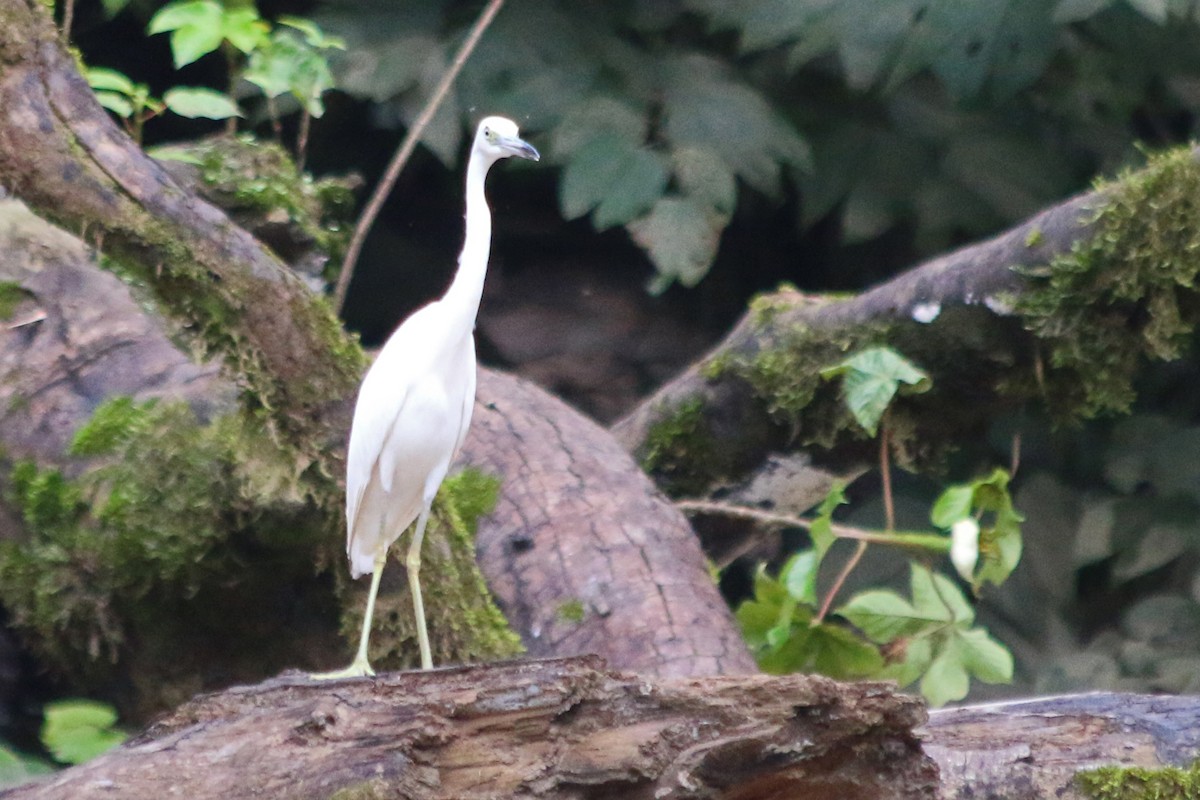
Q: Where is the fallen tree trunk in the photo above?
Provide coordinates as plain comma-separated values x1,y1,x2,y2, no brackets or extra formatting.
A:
5,659,1198,800
0,656,937,800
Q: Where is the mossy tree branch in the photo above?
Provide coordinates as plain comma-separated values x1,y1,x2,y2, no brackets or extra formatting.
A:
0,0,363,460
614,146,1200,500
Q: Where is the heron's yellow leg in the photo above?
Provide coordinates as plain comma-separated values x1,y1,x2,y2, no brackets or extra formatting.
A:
406,506,433,670
311,552,386,680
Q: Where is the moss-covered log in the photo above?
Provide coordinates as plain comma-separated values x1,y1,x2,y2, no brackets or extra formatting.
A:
0,0,363,459
614,147,1200,502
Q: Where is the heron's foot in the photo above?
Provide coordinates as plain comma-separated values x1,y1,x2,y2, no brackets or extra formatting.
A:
310,656,375,680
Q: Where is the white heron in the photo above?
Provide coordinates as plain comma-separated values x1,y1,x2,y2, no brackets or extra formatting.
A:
316,116,539,677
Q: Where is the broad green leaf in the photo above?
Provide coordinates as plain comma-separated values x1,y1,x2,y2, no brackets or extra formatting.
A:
910,563,974,625
220,7,268,54
663,54,810,196
780,550,819,605
94,92,134,118
806,622,885,678
808,482,847,557
147,0,219,34
672,146,736,215
550,98,646,161
41,700,126,765
170,24,225,68
148,0,224,67
559,133,667,229
931,485,975,528
955,627,1014,684
819,347,930,436
85,67,135,95
629,197,725,293
921,644,971,706
278,16,346,50
838,589,931,642
163,88,242,120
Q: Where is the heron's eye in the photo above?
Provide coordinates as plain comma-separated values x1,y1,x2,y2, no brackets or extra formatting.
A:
484,127,495,141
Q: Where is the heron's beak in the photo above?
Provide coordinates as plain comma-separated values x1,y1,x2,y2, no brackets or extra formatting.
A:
500,135,540,162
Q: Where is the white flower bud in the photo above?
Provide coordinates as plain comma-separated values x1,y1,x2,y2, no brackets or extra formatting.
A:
950,518,980,582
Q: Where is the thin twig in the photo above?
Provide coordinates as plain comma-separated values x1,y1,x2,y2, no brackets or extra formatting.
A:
880,419,895,532
675,499,916,546
815,540,867,623
332,0,507,314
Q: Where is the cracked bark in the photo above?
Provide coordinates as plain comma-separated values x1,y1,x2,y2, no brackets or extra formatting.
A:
0,657,938,800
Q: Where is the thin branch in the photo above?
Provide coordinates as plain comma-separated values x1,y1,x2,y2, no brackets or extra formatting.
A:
332,0,506,314
675,499,947,548
881,419,895,532
815,541,867,623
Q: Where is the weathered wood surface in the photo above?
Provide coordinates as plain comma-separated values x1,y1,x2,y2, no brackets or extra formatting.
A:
466,371,757,678
0,657,936,800
925,692,1200,799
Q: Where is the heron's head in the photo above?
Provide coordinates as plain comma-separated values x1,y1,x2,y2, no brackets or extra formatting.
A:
475,116,540,164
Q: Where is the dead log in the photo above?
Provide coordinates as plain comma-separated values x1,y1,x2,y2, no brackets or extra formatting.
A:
925,692,1200,799
0,656,937,800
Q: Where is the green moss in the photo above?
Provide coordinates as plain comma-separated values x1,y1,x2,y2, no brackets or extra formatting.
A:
640,397,725,495
1077,761,1200,799
1019,146,1200,419
1024,226,1044,247
335,468,523,670
0,397,335,679
0,281,25,320
557,599,585,622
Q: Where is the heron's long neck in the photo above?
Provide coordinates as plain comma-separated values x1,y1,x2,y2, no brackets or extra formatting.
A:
443,150,493,332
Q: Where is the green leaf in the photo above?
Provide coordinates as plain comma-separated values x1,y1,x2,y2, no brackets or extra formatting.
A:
672,146,736,215
930,485,975,528
277,16,345,50
85,67,135,95
94,92,134,118
559,133,668,229
550,97,647,161
780,550,819,605
41,700,126,765
955,627,1014,684
838,589,930,642
220,7,268,54
921,644,971,706
911,562,974,624
629,197,726,293
819,347,930,436
163,88,242,120
147,0,219,34
663,54,810,196
808,482,847,557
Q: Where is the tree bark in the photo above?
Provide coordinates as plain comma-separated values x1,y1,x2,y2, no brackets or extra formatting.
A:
0,657,937,800
612,152,1199,504
466,371,756,677
4,662,1198,800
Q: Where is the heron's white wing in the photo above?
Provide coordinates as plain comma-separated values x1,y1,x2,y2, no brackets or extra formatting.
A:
343,304,470,577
